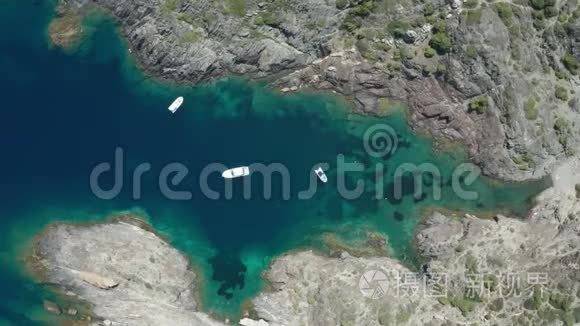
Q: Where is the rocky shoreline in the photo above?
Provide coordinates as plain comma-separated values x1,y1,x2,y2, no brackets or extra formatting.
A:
27,158,580,325
37,0,580,324
57,0,580,182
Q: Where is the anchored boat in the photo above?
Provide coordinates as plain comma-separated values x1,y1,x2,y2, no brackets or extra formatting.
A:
168,96,184,113
314,167,328,183
222,166,250,179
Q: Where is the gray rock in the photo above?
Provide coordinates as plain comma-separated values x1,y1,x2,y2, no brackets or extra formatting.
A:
30,216,226,326
403,30,417,44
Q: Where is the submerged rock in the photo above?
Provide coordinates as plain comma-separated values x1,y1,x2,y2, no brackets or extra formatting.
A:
43,300,61,315
48,4,82,49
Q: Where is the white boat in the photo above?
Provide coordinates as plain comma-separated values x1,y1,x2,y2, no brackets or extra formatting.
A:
222,166,250,179
168,96,184,113
314,167,328,183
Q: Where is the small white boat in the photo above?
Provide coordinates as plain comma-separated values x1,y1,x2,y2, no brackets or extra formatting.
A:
314,167,328,183
222,166,250,179
168,96,184,113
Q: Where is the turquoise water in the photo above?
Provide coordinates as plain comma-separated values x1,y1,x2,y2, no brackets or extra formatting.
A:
0,1,547,323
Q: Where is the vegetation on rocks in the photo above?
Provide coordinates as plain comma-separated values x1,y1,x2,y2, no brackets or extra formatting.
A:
424,46,436,58
555,86,569,101
524,97,538,120
562,53,579,74
469,96,489,114
494,2,514,26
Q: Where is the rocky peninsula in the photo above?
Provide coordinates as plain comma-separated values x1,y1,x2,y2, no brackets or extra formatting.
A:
28,216,226,326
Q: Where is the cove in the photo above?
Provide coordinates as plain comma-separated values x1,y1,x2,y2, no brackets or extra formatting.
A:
0,1,548,323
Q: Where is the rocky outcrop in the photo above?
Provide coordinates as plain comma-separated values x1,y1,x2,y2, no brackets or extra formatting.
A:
62,0,340,83
246,158,580,326
48,3,83,49
29,216,226,326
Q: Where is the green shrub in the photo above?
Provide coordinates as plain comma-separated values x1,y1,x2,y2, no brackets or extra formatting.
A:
469,96,489,114
465,254,479,273
336,0,348,9
429,32,452,54
464,0,479,9
465,45,478,58
356,39,371,56
432,20,448,33
554,116,568,132
575,184,580,199
558,14,568,23
422,65,436,75
533,9,545,20
562,53,579,74
494,2,514,26
341,0,374,32
341,15,362,32
555,86,569,101
424,46,436,58
424,2,435,16
449,296,477,316
556,69,570,80
484,274,498,292
489,298,504,312
226,0,246,17
182,31,198,43
524,97,538,120
549,292,573,311
436,64,447,74
255,12,283,27
387,19,410,37
392,48,402,61
466,9,483,25
530,0,545,10
350,0,373,17
545,5,559,17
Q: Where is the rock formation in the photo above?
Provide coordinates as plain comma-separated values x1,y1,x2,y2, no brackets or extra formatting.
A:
58,0,580,181
29,216,226,326
245,158,580,325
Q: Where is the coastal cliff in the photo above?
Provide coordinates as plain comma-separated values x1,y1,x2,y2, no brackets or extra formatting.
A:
56,0,580,181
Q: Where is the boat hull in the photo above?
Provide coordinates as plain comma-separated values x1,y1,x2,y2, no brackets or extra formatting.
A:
168,97,184,113
222,166,250,179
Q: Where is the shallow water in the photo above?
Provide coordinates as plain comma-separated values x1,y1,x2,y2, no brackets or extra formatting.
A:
0,1,548,322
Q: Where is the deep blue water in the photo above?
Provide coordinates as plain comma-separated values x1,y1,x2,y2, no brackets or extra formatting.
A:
0,1,548,323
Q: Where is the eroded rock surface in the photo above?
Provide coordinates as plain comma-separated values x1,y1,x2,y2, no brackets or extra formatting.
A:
30,217,225,326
